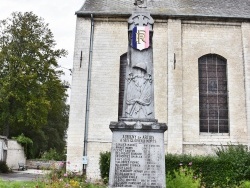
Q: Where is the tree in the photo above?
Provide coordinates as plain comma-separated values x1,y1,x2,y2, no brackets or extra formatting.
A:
0,12,69,158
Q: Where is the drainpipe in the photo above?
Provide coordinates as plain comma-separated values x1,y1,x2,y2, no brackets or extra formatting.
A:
83,14,94,170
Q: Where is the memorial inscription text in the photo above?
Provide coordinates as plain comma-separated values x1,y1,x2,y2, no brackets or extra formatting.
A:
113,134,163,187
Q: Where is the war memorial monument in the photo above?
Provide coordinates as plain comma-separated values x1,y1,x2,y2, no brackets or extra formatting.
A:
67,0,250,184
109,1,167,187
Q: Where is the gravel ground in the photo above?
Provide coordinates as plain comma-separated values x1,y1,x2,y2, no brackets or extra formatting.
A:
0,169,49,182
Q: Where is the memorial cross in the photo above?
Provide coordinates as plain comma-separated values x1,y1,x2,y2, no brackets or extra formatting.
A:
134,0,147,8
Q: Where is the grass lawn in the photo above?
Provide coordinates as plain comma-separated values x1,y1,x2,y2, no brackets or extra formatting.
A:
0,179,106,188
0,180,43,188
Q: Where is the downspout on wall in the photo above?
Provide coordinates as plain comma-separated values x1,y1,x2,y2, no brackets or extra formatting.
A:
83,14,94,170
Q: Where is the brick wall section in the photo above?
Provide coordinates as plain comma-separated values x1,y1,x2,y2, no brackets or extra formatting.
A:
167,19,183,154
153,21,168,147
242,23,250,149
66,17,91,173
86,20,127,179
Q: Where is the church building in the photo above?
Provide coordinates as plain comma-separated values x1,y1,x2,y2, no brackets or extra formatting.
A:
66,0,250,180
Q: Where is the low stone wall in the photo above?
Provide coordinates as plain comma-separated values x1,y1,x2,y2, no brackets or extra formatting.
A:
27,160,65,170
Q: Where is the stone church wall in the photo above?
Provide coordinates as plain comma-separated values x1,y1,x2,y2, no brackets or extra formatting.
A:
182,21,247,154
86,20,127,179
66,17,91,173
242,23,250,150
67,17,249,179
153,21,169,152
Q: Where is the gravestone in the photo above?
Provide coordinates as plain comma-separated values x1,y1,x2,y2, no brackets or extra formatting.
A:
109,1,167,187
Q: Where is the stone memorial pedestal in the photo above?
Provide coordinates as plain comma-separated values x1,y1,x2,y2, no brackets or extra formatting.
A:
109,119,167,188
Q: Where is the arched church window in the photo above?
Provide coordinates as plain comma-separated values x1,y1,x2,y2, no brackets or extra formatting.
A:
118,53,127,118
198,54,229,133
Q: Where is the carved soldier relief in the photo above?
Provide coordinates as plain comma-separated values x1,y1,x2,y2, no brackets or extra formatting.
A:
125,62,153,118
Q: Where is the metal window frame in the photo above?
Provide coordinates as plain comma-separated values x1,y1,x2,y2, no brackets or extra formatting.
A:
198,54,229,133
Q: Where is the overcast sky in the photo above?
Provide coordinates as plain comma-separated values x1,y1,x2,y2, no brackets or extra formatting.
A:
0,0,85,102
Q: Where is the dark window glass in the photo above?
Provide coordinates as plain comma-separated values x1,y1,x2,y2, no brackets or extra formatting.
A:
199,54,229,133
118,53,127,117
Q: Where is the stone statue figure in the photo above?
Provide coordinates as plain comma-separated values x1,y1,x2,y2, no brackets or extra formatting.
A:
125,62,153,118
134,0,147,8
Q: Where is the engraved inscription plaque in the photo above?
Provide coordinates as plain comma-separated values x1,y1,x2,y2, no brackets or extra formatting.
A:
109,131,166,188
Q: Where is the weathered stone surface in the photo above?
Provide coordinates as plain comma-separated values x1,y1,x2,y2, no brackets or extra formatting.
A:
110,120,167,132
109,129,166,188
122,11,155,120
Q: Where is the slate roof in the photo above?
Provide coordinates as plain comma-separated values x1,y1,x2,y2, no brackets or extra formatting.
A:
76,0,250,20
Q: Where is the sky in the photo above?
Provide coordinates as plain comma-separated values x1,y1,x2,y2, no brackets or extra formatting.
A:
0,0,86,103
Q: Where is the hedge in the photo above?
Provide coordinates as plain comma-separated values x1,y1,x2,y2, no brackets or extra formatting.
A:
99,144,250,187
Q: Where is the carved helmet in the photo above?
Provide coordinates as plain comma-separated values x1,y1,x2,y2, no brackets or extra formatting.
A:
133,62,147,72
134,0,144,6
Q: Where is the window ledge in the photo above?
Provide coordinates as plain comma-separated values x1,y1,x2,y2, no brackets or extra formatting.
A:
199,132,230,141
200,133,229,136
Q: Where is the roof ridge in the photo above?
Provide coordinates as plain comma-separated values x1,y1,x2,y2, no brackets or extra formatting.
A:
76,0,250,20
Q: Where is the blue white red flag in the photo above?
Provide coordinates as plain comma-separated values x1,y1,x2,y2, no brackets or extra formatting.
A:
131,26,150,51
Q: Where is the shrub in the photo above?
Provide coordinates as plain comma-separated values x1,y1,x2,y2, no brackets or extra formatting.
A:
215,144,250,184
41,148,65,161
99,151,111,184
166,153,240,187
166,167,201,188
0,161,9,173
166,144,250,187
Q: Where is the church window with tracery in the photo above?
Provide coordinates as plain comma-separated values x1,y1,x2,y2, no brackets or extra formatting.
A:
199,54,229,133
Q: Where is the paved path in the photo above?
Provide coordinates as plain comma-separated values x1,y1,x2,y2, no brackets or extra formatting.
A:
0,169,49,181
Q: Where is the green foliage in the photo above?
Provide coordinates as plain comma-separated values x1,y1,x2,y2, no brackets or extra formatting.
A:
239,181,250,188
43,167,106,188
12,133,33,145
166,167,201,188
99,151,111,184
0,12,69,159
0,161,9,173
0,172,106,187
166,144,250,187
166,154,235,187
215,144,250,184
12,133,33,157
0,180,43,188
41,148,66,161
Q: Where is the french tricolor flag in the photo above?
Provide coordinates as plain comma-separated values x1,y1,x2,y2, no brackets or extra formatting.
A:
131,26,150,51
